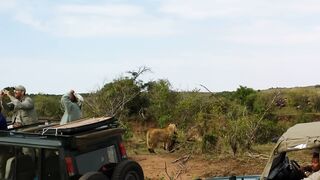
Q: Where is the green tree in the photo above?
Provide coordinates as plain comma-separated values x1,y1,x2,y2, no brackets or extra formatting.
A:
146,79,178,127
84,67,150,121
173,90,204,128
233,86,256,109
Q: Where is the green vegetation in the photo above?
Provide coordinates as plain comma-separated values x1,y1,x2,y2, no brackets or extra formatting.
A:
33,94,63,120
3,68,320,156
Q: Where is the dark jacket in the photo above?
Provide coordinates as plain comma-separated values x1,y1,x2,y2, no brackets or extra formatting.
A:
0,113,7,130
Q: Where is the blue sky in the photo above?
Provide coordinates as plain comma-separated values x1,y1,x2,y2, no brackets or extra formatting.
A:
0,0,320,94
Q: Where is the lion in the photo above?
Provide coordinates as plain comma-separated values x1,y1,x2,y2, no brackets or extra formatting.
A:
146,123,178,153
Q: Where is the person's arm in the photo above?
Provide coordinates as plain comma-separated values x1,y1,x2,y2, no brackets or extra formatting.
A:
302,165,313,172
7,96,34,110
2,102,14,111
61,93,73,113
2,89,34,110
303,170,320,180
0,91,14,111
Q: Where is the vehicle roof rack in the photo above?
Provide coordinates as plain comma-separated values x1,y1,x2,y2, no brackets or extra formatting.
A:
0,117,123,150
41,116,118,136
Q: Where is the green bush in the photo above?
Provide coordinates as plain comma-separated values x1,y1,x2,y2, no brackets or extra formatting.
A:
201,132,218,152
310,95,320,112
84,75,147,120
252,92,276,115
233,86,256,108
173,90,203,128
145,79,178,126
33,94,62,120
296,112,313,123
255,120,284,144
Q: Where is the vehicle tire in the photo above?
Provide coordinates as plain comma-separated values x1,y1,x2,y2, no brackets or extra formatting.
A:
111,160,144,180
79,172,109,180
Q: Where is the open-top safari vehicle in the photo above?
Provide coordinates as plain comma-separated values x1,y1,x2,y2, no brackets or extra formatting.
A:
208,121,320,180
0,117,144,180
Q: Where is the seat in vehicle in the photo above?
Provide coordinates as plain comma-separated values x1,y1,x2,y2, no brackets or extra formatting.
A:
5,154,35,180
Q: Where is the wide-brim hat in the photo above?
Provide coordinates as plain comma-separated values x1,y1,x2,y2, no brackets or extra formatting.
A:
14,85,26,92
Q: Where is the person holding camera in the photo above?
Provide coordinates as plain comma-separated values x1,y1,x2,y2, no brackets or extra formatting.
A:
0,85,38,128
60,90,84,125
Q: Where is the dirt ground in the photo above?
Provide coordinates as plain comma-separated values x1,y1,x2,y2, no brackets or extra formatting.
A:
126,122,271,179
130,153,268,180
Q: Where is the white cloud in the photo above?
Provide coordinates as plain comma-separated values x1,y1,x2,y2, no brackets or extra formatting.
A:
57,4,143,17
159,0,320,19
160,0,246,19
0,0,16,11
6,1,176,38
158,0,320,45
288,1,320,14
222,20,320,45
3,0,320,45
49,15,176,38
2,0,320,94
282,31,320,44
14,11,48,31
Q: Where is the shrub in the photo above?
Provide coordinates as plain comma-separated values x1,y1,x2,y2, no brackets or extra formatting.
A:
255,120,284,144
145,79,179,126
34,94,62,120
310,95,320,112
201,132,218,153
84,67,150,121
233,86,256,108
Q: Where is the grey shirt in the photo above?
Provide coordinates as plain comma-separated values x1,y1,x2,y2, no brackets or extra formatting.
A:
60,93,82,125
304,171,320,180
3,95,38,125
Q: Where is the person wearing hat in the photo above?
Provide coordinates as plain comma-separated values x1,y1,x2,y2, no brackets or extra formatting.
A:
0,85,38,128
60,90,84,125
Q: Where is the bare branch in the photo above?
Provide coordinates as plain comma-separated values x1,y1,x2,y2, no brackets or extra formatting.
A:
164,162,174,180
127,66,151,80
199,84,213,93
174,169,182,179
248,91,281,145
199,84,225,106
171,155,191,163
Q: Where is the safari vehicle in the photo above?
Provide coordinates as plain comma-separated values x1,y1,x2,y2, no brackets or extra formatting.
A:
208,121,320,180
0,117,144,180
